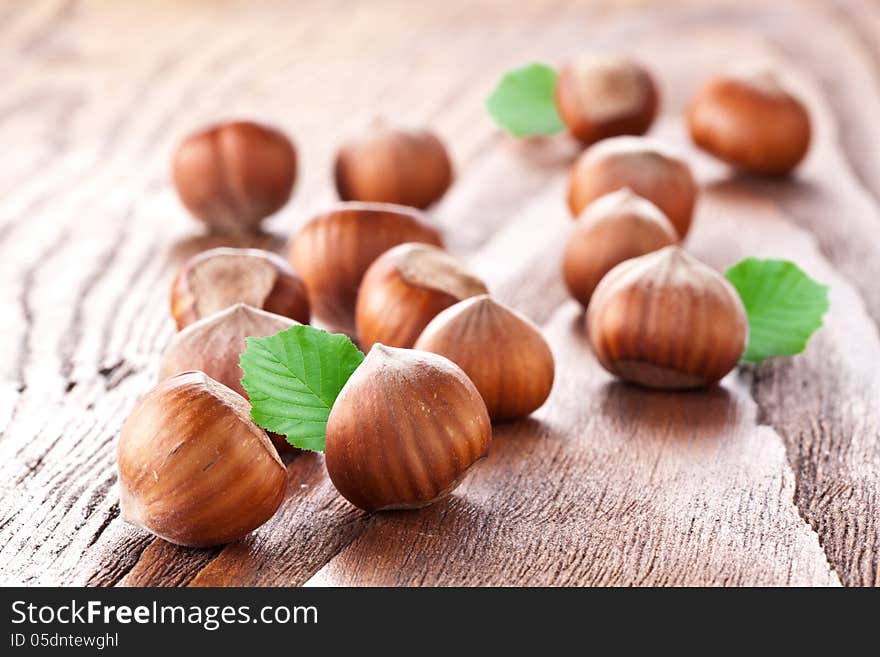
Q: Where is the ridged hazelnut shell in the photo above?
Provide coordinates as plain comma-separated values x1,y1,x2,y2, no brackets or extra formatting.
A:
159,304,299,454
586,246,747,389
687,71,811,175
160,303,296,397
171,247,310,330
334,122,453,209
563,188,678,307
325,345,491,512
172,120,297,232
356,243,488,351
566,136,697,239
118,371,287,547
288,202,443,334
555,55,659,145
415,295,555,421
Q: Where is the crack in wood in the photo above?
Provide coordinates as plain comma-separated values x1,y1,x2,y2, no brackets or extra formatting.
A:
97,360,136,391
85,503,120,551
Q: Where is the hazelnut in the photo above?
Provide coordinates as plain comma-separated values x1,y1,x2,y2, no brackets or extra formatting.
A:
555,54,659,145
171,247,310,330
325,344,491,511
160,303,298,454
566,136,697,239
562,188,678,307
415,295,554,421
118,371,287,547
160,303,296,398
288,202,443,334
172,120,297,232
687,70,811,175
356,243,488,351
334,120,453,209
586,246,747,389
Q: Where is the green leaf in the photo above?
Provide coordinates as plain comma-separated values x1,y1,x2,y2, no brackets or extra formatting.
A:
240,325,365,451
725,258,830,363
486,62,565,137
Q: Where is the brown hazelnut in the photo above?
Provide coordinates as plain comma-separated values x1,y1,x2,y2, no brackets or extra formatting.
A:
334,120,453,209
325,344,491,511
586,246,747,389
555,54,659,145
172,120,297,232
356,243,488,351
160,303,296,398
288,202,443,334
118,371,287,547
566,136,697,239
170,247,310,330
562,188,678,307
159,303,299,454
687,70,811,175
415,295,554,421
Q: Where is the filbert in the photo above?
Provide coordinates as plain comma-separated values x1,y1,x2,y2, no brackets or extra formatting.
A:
118,371,287,547
555,54,658,145
586,246,747,389
160,303,296,398
356,243,488,351
415,295,554,420
325,344,491,512
562,188,678,307
172,120,297,232
171,247,310,330
334,120,453,209
567,136,697,239
160,303,299,454
687,70,811,175
288,202,443,334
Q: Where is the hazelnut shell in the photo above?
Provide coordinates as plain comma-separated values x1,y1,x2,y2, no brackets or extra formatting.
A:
171,247,310,330
586,246,747,389
288,202,443,334
159,304,299,454
118,371,287,547
160,303,296,398
325,344,491,512
334,121,453,209
172,120,297,232
415,295,555,421
555,55,659,145
687,72,811,175
562,188,678,307
356,243,488,351
566,136,697,239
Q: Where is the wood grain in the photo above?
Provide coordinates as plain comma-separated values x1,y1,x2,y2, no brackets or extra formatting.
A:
0,0,878,586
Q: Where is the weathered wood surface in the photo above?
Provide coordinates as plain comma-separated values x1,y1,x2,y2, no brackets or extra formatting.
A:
1,0,878,586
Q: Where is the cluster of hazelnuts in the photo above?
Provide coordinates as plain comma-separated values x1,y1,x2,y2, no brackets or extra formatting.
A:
117,55,812,548
554,56,810,388
118,119,554,547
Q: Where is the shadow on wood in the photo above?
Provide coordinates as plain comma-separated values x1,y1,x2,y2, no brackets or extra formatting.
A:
597,380,738,438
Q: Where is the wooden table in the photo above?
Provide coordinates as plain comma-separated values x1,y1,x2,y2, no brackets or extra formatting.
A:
2,0,879,587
